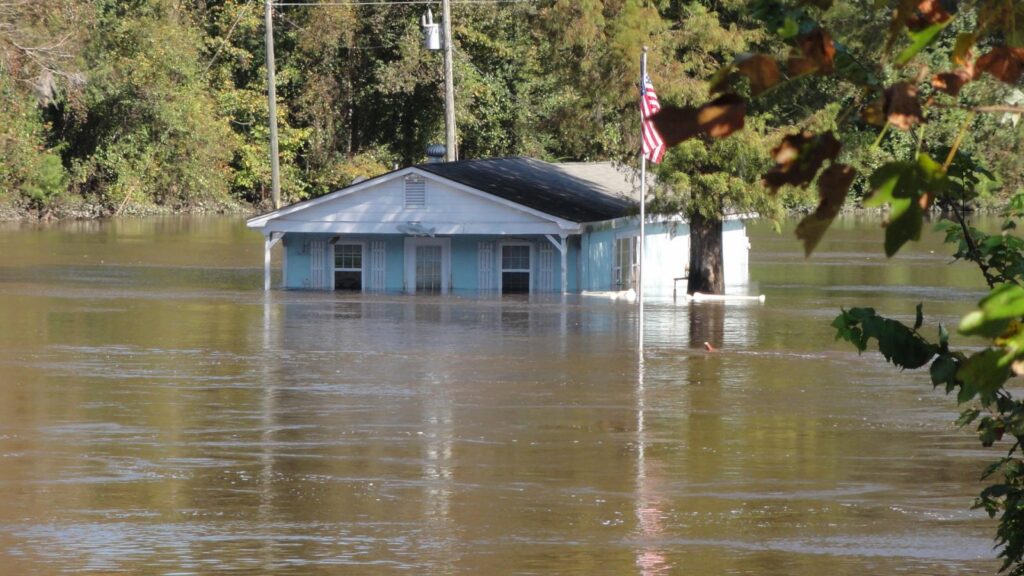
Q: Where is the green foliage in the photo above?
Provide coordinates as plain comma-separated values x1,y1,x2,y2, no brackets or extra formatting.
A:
652,123,779,221
895,20,953,66
21,153,67,211
2,0,1018,217
865,153,947,256
69,0,236,209
832,306,938,369
0,73,67,212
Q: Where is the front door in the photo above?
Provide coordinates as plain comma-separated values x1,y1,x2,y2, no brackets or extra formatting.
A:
500,243,532,294
404,238,450,294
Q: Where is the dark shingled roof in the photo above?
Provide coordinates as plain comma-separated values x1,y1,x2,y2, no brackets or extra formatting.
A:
417,157,635,223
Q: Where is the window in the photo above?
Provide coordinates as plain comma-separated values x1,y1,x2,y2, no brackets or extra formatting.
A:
613,236,638,290
404,177,425,207
334,243,363,291
501,244,531,294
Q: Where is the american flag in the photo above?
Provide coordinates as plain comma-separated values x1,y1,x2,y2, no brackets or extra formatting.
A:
640,74,665,164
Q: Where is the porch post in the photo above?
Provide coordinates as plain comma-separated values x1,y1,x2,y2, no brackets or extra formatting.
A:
560,233,568,294
545,233,570,294
264,235,272,291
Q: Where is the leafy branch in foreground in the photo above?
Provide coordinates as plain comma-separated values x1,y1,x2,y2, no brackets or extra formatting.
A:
645,0,1024,572
650,0,1024,258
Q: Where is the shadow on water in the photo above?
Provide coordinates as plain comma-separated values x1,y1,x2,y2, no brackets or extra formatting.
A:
0,215,1003,574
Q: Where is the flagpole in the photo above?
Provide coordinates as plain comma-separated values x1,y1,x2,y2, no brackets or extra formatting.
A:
638,47,647,355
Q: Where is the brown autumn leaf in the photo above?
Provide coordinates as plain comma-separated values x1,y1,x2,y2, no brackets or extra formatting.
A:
904,0,952,31
649,94,747,147
736,54,781,96
974,47,1024,85
796,163,856,256
884,82,923,130
696,93,746,138
787,56,820,77
762,131,842,193
787,28,836,77
931,69,971,96
650,107,700,146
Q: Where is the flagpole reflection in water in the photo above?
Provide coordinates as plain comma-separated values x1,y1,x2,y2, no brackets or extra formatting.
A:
634,345,669,575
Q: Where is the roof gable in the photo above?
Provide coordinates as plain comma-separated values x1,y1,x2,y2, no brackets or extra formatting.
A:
248,167,579,235
248,157,636,231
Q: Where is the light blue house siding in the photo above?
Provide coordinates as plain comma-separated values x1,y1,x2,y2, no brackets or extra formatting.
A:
578,219,689,293
281,233,576,293
278,216,746,296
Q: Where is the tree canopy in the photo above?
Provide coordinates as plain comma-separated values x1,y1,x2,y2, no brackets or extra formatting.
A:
3,0,1017,218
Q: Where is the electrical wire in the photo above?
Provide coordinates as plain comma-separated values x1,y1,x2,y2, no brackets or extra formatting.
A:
204,0,257,73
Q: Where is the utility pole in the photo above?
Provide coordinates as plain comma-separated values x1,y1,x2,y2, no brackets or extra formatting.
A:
441,0,457,161
265,0,282,209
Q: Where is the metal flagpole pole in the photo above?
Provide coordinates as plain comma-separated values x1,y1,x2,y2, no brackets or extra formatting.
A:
639,47,647,354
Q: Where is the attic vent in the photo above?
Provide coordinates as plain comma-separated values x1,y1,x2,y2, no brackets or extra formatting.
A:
404,176,426,208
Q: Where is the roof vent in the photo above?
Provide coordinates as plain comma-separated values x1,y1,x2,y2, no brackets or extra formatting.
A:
404,175,426,208
425,144,446,163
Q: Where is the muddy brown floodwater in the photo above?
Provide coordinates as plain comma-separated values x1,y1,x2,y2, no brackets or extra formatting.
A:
0,215,1003,574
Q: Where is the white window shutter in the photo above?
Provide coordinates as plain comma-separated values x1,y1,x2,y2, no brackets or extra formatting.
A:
310,239,327,290
478,241,494,291
370,240,386,292
538,243,554,292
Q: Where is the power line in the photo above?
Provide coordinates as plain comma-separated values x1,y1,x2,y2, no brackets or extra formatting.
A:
204,0,257,74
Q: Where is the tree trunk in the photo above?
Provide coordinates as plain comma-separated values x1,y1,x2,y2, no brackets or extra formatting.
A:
687,211,724,295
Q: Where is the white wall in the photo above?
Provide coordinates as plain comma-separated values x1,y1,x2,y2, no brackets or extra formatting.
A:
642,222,690,297
722,219,750,287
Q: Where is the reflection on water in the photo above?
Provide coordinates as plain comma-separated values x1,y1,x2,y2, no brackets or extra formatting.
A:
0,216,1002,574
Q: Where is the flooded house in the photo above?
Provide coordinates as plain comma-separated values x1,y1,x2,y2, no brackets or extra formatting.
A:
247,156,750,296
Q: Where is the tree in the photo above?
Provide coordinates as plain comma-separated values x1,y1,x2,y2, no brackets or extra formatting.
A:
645,0,797,294
649,0,1024,571
63,0,236,210
652,126,778,293
0,0,87,214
